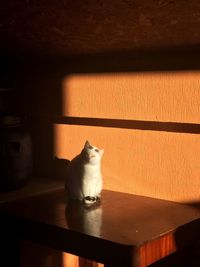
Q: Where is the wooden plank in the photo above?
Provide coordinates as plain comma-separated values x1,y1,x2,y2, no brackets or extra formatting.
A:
139,233,176,267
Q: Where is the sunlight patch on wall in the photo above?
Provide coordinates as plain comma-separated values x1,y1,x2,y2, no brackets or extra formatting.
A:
53,123,200,203
62,71,200,123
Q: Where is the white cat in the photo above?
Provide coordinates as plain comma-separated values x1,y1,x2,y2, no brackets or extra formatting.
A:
65,141,104,205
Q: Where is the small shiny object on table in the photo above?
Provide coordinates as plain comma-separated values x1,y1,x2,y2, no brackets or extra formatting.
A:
0,189,200,267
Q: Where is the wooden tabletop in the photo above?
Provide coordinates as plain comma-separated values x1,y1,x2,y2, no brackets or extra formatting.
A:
0,177,64,204
0,189,200,267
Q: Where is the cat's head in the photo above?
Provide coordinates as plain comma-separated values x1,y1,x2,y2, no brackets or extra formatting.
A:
82,140,104,164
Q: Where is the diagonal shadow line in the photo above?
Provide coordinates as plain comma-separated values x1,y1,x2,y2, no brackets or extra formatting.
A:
54,117,200,134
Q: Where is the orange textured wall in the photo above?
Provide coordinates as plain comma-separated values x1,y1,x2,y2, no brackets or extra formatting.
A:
54,124,200,203
62,72,200,123
56,71,200,203
23,68,200,203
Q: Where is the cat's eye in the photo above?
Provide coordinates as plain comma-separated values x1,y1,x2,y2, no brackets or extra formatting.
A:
88,145,93,150
95,149,99,152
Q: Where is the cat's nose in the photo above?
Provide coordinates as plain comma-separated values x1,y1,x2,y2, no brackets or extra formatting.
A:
90,154,96,158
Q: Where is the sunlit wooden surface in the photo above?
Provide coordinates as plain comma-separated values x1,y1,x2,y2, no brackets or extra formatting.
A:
0,189,199,267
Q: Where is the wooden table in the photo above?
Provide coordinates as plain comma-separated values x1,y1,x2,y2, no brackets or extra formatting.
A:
0,189,200,267
0,176,64,204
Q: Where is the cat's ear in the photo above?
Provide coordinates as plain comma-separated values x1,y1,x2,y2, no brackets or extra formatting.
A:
84,140,90,148
99,149,104,157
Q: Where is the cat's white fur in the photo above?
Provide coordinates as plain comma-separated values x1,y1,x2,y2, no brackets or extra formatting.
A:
65,141,103,204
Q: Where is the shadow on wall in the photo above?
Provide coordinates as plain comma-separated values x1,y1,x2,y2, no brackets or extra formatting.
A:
53,157,70,180
55,117,200,135
18,63,70,179
37,44,200,73
18,44,200,180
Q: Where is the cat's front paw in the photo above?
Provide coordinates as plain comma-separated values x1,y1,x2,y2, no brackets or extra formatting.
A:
84,196,96,205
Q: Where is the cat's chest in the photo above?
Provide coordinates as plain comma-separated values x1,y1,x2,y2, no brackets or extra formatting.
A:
83,163,101,178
